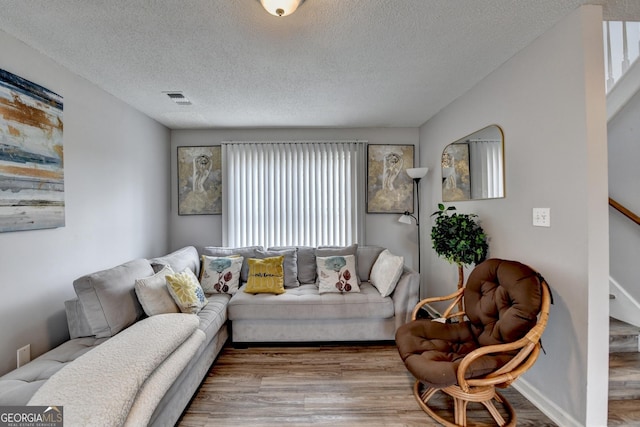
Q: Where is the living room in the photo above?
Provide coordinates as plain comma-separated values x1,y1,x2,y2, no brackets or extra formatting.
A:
0,2,621,426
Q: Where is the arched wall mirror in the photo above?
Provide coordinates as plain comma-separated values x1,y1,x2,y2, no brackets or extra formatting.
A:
441,125,505,202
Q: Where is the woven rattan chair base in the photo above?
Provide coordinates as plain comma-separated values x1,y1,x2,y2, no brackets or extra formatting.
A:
413,380,516,427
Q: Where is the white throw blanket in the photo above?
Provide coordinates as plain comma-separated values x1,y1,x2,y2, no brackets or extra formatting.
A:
29,313,204,427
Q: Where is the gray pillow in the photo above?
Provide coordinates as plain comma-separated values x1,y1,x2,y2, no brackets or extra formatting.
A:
356,245,385,282
316,244,360,283
269,246,316,284
64,298,94,339
202,246,262,282
149,246,200,277
73,259,154,338
256,248,299,288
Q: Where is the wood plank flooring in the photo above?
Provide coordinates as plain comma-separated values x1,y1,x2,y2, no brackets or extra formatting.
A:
178,344,557,427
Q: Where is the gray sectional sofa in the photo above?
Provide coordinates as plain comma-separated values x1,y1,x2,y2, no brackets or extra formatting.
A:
0,244,419,426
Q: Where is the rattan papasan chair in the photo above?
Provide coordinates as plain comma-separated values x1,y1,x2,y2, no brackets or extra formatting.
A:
395,259,551,427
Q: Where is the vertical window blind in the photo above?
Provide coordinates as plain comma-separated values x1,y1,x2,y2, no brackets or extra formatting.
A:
222,141,365,248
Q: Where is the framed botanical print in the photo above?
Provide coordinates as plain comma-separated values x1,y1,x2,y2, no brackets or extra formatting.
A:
177,146,222,215
366,144,414,213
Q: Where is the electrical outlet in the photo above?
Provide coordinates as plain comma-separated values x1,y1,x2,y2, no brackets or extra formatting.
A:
17,344,30,368
533,208,551,227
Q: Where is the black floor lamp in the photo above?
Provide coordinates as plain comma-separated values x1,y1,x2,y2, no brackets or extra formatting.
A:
399,167,429,298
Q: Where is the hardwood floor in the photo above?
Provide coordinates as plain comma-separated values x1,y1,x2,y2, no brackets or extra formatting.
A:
178,344,557,427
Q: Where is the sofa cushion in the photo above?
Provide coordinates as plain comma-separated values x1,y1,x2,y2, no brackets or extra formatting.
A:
268,246,316,284
73,259,154,338
149,246,200,278
202,246,262,283
199,255,243,294
196,293,230,343
356,245,385,282
317,254,360,294
166,269,209,314
134,265,180,316
64,298,95,339
257,248,299,288
244,256,285,295
370,249,404,297
0,337,107,405
228,282,394,320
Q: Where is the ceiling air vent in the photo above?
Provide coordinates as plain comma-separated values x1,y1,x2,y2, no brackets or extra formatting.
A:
163,91,192,105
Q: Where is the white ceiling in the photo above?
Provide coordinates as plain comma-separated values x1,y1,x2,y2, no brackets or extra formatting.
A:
0,0,638,129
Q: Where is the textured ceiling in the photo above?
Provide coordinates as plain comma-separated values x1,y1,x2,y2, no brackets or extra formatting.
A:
0,0,637,129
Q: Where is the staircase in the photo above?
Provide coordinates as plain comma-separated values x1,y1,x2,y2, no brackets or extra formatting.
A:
608,317,640,425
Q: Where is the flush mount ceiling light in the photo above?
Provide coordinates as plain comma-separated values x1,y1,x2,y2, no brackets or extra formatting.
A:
259,0,304,17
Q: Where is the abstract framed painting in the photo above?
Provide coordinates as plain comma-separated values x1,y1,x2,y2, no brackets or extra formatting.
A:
366,144,414,213
0,68,64,232
177,146,222,215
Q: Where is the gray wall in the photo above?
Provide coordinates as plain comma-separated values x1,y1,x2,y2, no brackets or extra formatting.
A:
608,86,640,302
170,128,420,266
418,6,608,427
0,31,171,376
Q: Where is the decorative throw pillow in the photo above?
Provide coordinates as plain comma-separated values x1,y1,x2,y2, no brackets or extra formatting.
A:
369,249,405,297
166,268,208,314
202,246,262,283
317,254,360,294
256,248,299,288
316,244,360,284
199,255,243,294
134,265,180,316
244,256,285,295
269,246,317,284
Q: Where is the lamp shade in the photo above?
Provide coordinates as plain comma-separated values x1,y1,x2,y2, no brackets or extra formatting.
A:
260,0,304,16
406,167,429,179
398,215,412,225
398,213,415,225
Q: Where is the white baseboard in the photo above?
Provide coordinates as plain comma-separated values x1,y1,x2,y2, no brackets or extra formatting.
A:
513,378,583,427
610,277,640,328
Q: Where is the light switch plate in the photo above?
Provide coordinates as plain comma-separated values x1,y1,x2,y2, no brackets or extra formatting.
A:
533,208,551,227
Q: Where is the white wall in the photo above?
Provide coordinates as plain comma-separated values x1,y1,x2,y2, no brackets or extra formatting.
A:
0,31,171,376
419,6,608,427
170,127,420,265
608,87,640,303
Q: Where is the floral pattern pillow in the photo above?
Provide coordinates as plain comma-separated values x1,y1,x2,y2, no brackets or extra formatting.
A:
165,268,208,314
317,255,360,294
199,255,244,294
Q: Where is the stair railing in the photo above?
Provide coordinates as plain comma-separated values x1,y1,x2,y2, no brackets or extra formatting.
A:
604,21,640,92
609,197,640,226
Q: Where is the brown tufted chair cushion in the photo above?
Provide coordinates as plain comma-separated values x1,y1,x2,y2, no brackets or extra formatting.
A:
396,259,543,388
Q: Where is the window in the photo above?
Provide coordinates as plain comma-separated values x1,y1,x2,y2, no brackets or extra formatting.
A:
222,141,365,248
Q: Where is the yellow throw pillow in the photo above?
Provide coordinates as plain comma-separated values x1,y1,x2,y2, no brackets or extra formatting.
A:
166,268,208,314
244,256,285,295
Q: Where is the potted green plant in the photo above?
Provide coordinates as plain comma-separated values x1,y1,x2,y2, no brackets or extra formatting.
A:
430,204,488,290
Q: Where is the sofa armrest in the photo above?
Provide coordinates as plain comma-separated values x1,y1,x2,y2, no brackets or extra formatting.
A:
390,266,420,330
